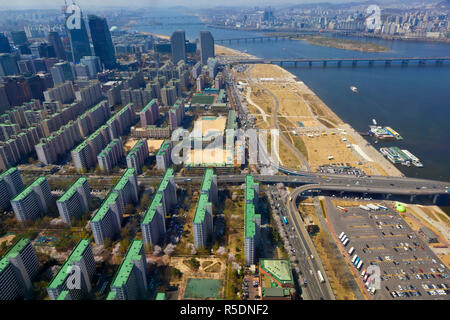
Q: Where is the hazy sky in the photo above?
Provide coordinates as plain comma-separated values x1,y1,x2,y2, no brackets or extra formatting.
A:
0,0,375,10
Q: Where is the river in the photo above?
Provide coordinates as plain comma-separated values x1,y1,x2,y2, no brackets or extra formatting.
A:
135,8,450,182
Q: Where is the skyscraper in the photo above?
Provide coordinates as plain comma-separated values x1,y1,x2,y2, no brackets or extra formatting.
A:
66,7,91,63
0,54,19,76
88,15,117,70
0,33,12,53
10,31,28,46
199,31,215,65
170,30,186,64
47,31,66,60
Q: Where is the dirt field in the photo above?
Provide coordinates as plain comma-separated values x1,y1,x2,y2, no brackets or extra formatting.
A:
124,138,164,154
194,116,227,136
0,234,15,246
185,148,232,166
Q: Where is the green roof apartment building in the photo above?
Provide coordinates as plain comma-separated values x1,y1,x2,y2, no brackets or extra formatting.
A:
193,169,218,249
11,176,52,222
141,168,177,247
168,99,185,131
156,140,172,171
244,175,261,266
47,239,95,300
56,177,91,225
126,139,149,174
0,239,40,300
106,240,148,300
0,166,24,211
259,259,295,300
90,168,138,245
97,138,124,172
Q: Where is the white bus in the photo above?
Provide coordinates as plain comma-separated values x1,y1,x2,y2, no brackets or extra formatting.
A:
356,260,363,270
317,270,325,283
338,232,345,240
351,254,358,264
359,205,371,211
348,247,355,255
343,238,349,246
367,204,380,210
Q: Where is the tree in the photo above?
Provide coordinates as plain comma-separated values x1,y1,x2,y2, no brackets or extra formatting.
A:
125,203,135,215
170,267,182,279
119,238,130,255
103,237,112,249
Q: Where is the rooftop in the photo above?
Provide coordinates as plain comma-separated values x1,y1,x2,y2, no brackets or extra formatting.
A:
156,140,170,157
0,166,18,179
47,239,90,289
57,177,87,203
11,176,46,202
110,240,144,289
260,259,294,286
156,168,174,194
201,168,215,192
193,193,211,224
142,192,163,224
91,192,119,223
113,168,136,192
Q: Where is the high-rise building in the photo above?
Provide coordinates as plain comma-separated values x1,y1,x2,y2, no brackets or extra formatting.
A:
199,31,215,65
161,86,176,106
126,139,149,174
0,53,18,76
106,240,148,300
88,15,117,70
155,140,172,171
0,239,40,300
97,138,124,172
168,99,185,131
47,31,66,60
80,56,102,78
139,99,159,127
0,33,12,53
10,31,28,46
193,169,217,248
141,168,177,247
56,177,91,225
90,191,122,245
170,30,186,64
10,176,53,222
51,62,74,86
47,239,95,300
0,167,24,211
244,175,261,266
207,57,219,79
66,10,91,63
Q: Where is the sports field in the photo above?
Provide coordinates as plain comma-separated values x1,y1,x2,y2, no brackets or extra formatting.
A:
191,94,216,105
183,278,222,299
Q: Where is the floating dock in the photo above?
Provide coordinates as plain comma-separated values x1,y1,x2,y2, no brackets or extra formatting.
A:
369,125,403,140
380,147,423,167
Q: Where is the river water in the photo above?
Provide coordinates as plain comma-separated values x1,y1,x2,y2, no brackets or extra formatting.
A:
135,9,450,182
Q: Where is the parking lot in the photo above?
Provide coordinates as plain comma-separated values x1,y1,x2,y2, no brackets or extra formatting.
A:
326,197,450,300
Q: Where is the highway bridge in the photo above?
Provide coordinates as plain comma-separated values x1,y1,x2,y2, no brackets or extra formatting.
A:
47,172,450,204
220,56,450,67
215,35,296,44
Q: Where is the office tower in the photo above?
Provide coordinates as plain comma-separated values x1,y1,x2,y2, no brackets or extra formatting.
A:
170,30,186,64
0,53,18,76
207,57,219,79
66,10,91,63
244,175,261,266
0,167,24,211
47,31,66,60
155,140,172,171
10,31,28,46
199,31,215,65
0,33,12,53
193,169,217,248
106,240,148,300
88,15,117,70
139,99,159,127
0,239,40,300
80,56,102,77
97,138,124,172
74,63,90,79
56,177,91,225
141,168,177,247
10,176,52,222
161,86,176,106
51,62,74,85
47,239,95,300
126,139,149,174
